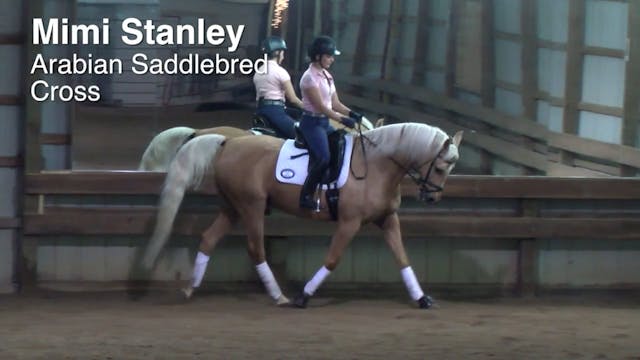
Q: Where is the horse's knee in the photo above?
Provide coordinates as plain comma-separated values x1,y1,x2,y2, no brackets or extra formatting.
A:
324,257,341,271
246,240,265,264
198,236,216,255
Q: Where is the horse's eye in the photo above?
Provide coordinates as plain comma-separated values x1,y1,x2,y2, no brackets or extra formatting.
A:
435,168,445,175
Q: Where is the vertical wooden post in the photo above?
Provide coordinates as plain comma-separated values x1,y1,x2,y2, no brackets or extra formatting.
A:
266,0,275,37
22,0,44,288
294,0,304,72
381,0,402,104
517,199,539,296
560,0,585,166
321,0,332,35
445,0,460,98
351,0,373,76
478,0,495,174
621,0,640,176
520,0,540,175
520,0,538,121
411,0,430,87
313,0,322,36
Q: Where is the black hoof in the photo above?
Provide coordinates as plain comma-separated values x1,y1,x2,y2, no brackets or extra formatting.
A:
292,293,310,308
417,295,434,309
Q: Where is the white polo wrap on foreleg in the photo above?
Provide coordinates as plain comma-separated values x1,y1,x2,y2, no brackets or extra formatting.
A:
190,251,210,288
303,266,332,296
401,266,424,301
256,261,283,300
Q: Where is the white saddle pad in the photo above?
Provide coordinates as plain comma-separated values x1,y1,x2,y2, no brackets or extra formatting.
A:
275,135,354,189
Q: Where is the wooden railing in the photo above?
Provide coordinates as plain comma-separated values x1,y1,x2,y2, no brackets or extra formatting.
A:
24,171,640,238
23,171,640,293
21,171,640,293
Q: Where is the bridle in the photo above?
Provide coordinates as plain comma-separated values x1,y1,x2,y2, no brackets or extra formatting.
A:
389,140,451,198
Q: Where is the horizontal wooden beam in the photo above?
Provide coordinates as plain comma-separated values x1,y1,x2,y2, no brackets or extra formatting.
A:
0,156,22,168
26,171,171,195
583,46,625,58
0,217,21,229
578,102,623,118
25,171,640,199
548,132,640,168
0,95,22,106
341,76,640,172
340,75,549,140
0,33,25,45
40,134,71,145
343,93,552,171
23,212,640,239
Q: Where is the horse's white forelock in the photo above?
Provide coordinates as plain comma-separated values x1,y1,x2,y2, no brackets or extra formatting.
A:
364,123,449,165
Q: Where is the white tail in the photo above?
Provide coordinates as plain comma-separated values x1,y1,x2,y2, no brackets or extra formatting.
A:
141,134,226,270
138,126,196,171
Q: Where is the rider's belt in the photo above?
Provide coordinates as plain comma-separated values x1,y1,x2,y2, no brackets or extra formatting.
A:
258,98,285,107
302,111,326,118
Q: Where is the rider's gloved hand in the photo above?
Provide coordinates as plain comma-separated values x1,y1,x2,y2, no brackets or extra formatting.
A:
348,110,363,123
340,117,357,129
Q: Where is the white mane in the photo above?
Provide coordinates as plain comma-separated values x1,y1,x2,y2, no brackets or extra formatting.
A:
363,123,452,166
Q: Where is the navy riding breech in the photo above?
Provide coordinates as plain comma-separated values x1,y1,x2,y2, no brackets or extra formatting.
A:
256,105,296,139
299,114,336,166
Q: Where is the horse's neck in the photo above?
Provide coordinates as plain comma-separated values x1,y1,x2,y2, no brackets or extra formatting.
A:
358,135,409,187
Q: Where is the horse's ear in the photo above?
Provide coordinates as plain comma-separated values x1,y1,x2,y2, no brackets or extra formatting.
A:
452,130,463,147
375,118,385,127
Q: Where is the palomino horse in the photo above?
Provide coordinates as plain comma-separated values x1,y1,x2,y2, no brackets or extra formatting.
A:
138,117,382,171
141,122,462,309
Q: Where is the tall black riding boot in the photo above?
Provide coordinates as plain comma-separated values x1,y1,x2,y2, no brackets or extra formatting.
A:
299,162,326,210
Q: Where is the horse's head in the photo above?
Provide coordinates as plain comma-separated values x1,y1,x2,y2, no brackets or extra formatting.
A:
416,130,463,203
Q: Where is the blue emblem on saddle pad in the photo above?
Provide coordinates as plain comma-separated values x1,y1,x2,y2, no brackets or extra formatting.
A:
274,135,354,189
280,169,295,179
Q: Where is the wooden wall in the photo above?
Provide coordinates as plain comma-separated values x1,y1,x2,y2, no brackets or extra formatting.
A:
23,172,640,293
320,0,639,177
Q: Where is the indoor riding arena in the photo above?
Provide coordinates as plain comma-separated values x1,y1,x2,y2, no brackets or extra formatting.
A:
2,0,640,359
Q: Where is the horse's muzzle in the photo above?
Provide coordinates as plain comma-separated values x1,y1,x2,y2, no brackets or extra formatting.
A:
419,190,440,203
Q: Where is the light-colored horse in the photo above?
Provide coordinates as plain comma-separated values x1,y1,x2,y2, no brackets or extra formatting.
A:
141,122,462,309
138,117,382,171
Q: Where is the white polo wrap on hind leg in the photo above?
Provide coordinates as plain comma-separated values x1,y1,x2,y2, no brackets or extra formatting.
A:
401,266,424,301
303,266,332,296
190,251,210,288
256,261,284,300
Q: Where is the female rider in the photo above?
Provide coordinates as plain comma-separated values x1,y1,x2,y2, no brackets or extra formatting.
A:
253,36,303,139
298,35,363,209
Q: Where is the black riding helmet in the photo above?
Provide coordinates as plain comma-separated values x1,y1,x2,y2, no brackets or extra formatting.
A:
307,35,341,61
261,36,287,58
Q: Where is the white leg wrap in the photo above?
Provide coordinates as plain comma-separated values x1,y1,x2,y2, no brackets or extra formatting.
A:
303,266,332,296
255,261,283,300
190,251,210,288
401,266,424,301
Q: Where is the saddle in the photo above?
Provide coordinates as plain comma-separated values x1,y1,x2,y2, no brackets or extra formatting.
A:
251,114,280,138
251,108,302,139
